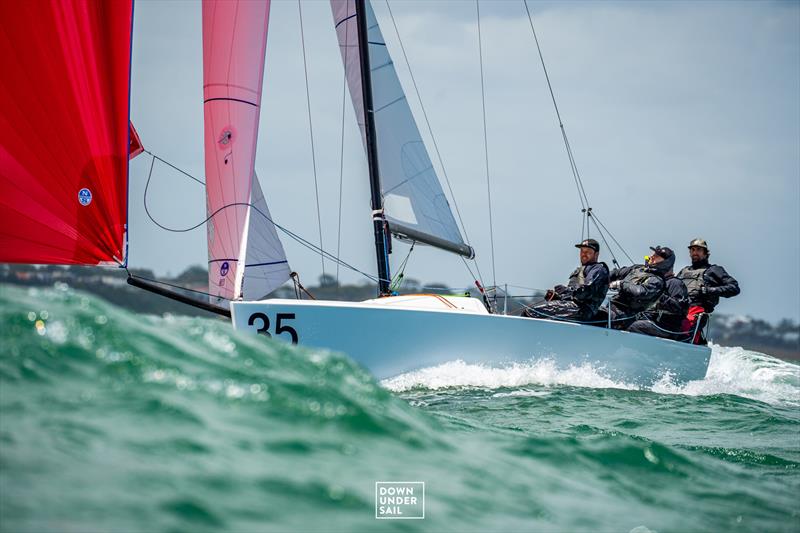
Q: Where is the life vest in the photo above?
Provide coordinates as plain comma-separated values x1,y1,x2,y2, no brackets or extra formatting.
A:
616,265,662,312
677,266,707,300
567,265,586,288
624,266,653,287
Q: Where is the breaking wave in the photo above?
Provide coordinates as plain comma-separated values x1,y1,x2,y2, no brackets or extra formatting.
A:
382,346,799,407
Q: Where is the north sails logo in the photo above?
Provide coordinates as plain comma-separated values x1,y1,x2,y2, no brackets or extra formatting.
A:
218,129,233,146
78,188,92,206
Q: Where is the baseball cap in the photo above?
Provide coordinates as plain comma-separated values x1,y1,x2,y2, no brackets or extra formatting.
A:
575,238,600,252
649,245,674,259
688,238,708,250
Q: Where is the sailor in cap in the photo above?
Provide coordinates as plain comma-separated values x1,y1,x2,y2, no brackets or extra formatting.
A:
595,246,674,330
522,239,610,322
676,238,740,344
627,246,690,339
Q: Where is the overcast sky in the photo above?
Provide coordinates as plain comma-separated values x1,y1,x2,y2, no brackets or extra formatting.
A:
129,0,800,322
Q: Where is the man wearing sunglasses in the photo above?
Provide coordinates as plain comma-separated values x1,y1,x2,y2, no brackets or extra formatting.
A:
628,246,690,339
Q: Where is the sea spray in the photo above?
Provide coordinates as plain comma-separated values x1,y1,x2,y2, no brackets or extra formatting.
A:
1,284,798,532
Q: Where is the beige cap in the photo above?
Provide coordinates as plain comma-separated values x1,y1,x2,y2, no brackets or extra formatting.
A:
688,238,708,250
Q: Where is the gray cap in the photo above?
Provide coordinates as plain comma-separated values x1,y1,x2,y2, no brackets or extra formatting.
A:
688,238,708,250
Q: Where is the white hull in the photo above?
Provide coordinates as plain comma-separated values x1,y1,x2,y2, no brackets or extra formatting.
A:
230,298,711,386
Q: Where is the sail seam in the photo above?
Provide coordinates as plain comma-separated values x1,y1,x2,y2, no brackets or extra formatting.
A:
203,97,258,107
335,13,356,28
245,260,289,267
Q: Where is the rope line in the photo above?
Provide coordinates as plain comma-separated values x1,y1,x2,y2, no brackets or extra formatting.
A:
522,0,634,265
476,0,497,289
142,153,385,285
298,0,326,278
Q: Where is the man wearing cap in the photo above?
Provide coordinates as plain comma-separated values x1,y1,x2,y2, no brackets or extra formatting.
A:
522,238,609,322
595,246,672,330
676,238,740,343
628,247,689,339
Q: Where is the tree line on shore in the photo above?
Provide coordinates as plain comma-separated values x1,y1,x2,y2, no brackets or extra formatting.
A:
2,264,797,360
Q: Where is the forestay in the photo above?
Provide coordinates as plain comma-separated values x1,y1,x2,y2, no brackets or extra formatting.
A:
330,0,471,257
203,0,289,303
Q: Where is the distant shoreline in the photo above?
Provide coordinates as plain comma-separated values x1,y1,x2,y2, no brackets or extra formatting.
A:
2,264,797,361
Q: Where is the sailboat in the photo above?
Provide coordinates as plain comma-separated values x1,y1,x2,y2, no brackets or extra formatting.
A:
0,0,711,386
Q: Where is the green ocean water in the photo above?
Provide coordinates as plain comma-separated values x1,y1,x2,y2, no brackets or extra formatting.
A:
1,283,798,533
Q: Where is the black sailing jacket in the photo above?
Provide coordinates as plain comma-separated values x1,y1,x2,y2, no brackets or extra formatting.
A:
640,273,689,331
552,261,610,316
676,259,740,313
609,264,665,313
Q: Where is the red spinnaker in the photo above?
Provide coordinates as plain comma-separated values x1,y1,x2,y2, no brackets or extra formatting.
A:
129,122,144,160
0,0,134,265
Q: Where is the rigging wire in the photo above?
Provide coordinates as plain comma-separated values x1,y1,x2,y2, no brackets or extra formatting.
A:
383,0,486,289
522,2,589,213
476,0,497,289
142,152,385,286
522,0,633,265
298,0,326,278
143,149,204,185
389,240,415,292
590,210,635,265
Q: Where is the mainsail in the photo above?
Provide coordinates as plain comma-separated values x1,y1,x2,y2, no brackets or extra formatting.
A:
203,0,289,302
330,0,473,258
0,0,134,265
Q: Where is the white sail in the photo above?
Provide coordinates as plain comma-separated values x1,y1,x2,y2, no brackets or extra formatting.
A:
240,173,291,300
330,0,470,256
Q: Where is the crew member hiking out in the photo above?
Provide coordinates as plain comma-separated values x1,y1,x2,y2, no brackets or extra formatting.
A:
594,246,671,330
677,238,740,344
522,239,609,322
628,246,689,339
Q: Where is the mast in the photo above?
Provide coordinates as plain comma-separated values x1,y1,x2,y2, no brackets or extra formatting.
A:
355,0,391,296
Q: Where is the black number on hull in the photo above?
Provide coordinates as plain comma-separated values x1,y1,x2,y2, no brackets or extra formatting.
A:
248,313,271,337
275,313,298,344
247,312,298,344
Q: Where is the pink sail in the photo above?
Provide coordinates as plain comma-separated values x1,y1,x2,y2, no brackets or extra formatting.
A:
203,0,286,302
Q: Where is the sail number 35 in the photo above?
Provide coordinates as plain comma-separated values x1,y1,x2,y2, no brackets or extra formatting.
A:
247,312,298,344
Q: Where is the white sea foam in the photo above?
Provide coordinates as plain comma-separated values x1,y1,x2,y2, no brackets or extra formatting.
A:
381,359,635,392
381,345,800,406
491,389,551,398
651,344,800,406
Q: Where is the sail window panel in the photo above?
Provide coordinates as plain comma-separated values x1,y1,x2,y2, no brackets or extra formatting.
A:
364,1,466,248
330,0,467,252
